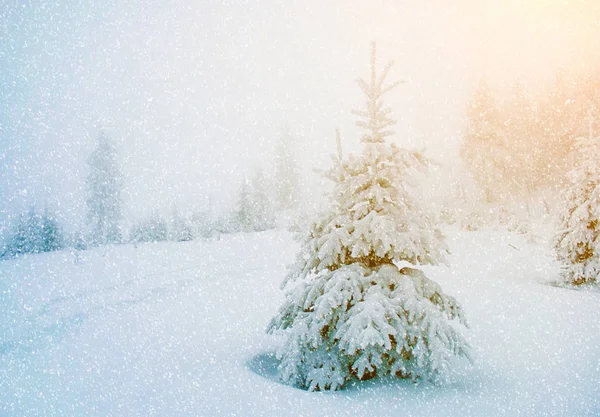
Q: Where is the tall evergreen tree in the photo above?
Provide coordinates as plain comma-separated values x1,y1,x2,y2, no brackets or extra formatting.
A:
267,43,471,391
86,130,123,245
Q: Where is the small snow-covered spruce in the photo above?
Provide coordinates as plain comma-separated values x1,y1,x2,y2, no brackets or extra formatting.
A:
267,43,472,391
555,123,600,286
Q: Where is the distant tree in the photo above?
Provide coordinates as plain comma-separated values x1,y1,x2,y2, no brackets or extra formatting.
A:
233,169,276,232
211,212,237,235
40,207,63,252
502,82,540,193
274,131,300,211
251,168,276,231
23,207,43,254
538,71,580,187
191,209,215,238
234,179,254,232
6,213,31,257
71,231,88,251
86,130,123,246
267,43,471,391
169,206,193,242
1,207,64,259
460,79,507,202
555,115,600,286
130,211,168,243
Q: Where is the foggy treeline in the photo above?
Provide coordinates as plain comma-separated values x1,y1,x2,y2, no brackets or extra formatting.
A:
0,129,301,259
462,70,600,202
4,66,600,260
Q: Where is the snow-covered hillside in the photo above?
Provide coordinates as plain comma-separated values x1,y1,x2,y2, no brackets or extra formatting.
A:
2,229,599,416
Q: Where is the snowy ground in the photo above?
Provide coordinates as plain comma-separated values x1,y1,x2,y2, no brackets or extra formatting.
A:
1,228,600,416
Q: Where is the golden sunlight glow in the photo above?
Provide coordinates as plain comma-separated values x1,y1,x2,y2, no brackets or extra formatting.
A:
455,0,600,86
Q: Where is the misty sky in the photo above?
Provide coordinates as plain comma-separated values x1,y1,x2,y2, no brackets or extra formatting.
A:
2,0,599,230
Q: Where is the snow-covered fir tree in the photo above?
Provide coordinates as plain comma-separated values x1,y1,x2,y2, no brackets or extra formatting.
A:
86,130,123,245
555,115,600,285
267,43,472,391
